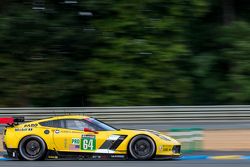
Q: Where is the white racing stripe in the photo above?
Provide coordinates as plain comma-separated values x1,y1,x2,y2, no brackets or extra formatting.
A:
95,149,115,154
107,135,120,141
95,134,121,154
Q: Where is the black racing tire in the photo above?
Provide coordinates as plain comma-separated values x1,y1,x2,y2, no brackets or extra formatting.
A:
18,136,47,161
128,135,156,160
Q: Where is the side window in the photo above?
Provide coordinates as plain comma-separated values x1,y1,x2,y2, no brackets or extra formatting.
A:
40,120,64,128
65,120,95,131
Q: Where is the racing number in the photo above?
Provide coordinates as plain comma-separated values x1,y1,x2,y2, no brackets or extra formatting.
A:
81,135,96,151
82,139,94,150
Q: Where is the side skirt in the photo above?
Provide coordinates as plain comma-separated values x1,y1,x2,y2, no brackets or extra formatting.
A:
46,150,128,160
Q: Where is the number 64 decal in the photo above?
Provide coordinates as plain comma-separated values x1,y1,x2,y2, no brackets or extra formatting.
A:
81,135,96,151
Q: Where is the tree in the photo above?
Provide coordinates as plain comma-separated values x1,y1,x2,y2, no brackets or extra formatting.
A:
1,0,250,106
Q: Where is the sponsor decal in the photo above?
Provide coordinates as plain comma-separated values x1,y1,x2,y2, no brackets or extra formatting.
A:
15,128,32,132
88,155,108,159
64,139,67,149
72,138,80,145
161,145,171,151
82,134,95,138
69,144,80,150
48,156,58,159
55,130,60,134
110,155,125,159
44,130,50,134
92,155,108,159
92,155,102,159
24,124,38,128
159,145,163,151
61,130,82,134
81,135,96,151
91,154,125,159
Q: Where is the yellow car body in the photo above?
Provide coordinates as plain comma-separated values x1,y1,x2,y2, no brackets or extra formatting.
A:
2,115,181,160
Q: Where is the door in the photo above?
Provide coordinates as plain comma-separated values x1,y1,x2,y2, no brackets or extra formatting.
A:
52,119,111,153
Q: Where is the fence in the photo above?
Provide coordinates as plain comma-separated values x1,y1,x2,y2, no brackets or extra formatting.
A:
0,105,250,124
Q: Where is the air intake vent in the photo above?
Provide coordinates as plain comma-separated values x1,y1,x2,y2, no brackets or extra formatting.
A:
172,145,181,154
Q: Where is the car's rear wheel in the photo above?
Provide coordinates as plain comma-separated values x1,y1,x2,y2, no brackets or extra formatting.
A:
18,136,47,161
129,135,156,160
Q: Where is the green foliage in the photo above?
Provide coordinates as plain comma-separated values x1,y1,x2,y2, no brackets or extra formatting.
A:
218,22,250,103
0,0,250,106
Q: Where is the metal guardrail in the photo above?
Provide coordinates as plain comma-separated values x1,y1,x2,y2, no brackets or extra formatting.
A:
1,105,250,124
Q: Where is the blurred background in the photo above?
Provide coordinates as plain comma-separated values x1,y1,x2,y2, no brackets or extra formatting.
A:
1,0,250,107
1,0,250,155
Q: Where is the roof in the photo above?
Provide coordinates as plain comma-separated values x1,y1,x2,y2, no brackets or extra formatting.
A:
36,115,90,123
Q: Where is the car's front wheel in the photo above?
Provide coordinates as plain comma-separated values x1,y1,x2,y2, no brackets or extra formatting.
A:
18,136,47,161
128,135,156,160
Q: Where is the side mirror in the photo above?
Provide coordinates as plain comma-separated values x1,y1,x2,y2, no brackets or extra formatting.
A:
83,128,98,134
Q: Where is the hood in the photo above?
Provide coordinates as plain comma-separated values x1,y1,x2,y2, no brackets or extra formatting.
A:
137,129,179,143
115,129,180,144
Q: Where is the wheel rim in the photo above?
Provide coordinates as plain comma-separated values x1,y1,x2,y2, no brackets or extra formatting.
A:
25,140,41,156
133,139,151,157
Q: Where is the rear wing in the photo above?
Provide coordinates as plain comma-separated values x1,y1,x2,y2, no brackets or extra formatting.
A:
0,117,24,126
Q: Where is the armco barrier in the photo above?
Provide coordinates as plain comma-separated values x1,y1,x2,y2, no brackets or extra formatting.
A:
1,105,250,124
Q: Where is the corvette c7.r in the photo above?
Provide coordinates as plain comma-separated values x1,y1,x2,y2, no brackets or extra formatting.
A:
1,115,181,160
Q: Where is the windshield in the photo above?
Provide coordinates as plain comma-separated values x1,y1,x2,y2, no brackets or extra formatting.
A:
85,117,117,131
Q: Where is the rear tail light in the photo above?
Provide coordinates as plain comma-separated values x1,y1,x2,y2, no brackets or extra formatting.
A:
0,117,24,125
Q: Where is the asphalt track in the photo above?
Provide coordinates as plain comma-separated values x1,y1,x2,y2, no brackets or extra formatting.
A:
1,152,250,167
1,160,250,167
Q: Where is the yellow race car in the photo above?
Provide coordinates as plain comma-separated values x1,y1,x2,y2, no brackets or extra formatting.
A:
1,115,181,161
